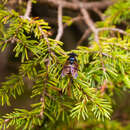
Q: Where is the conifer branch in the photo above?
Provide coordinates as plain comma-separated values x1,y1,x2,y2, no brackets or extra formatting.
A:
22,2,51,53
103,42,129,50
39,59,50,119
45,92,57,101
38,25,50,50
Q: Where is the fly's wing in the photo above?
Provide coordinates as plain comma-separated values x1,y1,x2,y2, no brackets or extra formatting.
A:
61,61,71,77
70,61,78,79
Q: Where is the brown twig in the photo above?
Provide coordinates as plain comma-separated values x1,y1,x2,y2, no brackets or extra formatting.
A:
45,92,57,101
40,90,45,119
4,119,10,123
100,80,107,95
80,8,97,33
93,8,105,21
24,0,32,18
39,64,49,119
45,92,72,109
97,27,128,35
38,26,49,44
49,86,62,92
56,5,63,41
77,28,91,46
39,0,113,11
37,25,51,54
63,16,83,28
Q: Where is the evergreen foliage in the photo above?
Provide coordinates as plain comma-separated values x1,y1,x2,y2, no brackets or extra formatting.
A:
0,0,130,129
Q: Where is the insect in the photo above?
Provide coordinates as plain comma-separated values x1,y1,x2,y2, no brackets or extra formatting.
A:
61,53,78,79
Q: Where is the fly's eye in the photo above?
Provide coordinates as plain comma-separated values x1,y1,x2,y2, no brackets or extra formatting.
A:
70,57,75,61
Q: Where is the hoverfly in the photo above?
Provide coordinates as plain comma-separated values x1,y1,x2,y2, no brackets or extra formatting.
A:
61,53,78,79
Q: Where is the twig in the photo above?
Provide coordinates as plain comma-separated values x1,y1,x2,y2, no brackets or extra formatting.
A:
93,8,105,21
38,25,51,54
38,26,49,44
97,27,128,35
77,28,91,46
39,0,113,11
4,119,10,123
45,92,72,108
56,5,63,41
100,80,107,95
49,86,62,91
63,16,83,28
39,70,49,119
101,53,112,58
40,90,45,119
80,8,97,33
45,92,57,101
67,79,72,96
24,0,32,18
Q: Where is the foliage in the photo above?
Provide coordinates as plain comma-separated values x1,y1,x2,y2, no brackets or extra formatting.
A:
0,0,130,129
